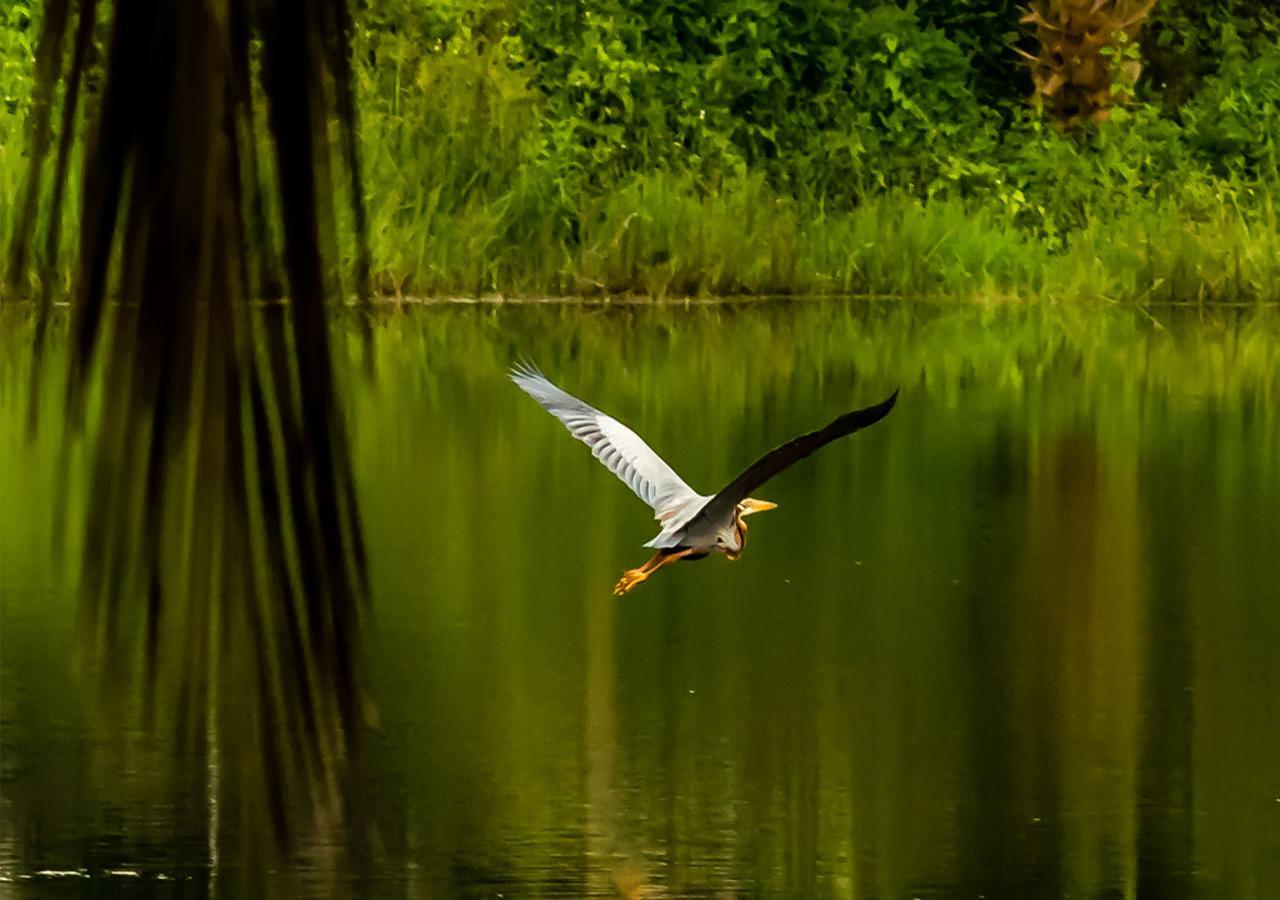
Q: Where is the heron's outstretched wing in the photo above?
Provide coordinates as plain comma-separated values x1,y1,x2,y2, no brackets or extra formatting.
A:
683,389,899,531
509,363,704,523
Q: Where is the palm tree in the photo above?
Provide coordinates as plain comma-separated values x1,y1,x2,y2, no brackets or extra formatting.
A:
1021,0,1156,126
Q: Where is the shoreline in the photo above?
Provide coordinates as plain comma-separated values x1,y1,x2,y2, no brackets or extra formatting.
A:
3,294,1278,310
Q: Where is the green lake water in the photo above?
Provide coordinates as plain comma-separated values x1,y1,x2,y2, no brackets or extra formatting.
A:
2,301,1279,897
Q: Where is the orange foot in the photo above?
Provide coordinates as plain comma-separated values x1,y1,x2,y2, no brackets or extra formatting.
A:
613,568,649,596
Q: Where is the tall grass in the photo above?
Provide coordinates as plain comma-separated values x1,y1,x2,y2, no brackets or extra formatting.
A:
352,166,1280,303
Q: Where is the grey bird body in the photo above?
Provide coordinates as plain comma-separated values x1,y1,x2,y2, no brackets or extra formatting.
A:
509,363,897,593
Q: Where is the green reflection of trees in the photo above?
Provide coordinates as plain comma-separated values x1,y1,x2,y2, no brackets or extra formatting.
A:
3,301,1278,892
343,301,1276,895
4,0,373,874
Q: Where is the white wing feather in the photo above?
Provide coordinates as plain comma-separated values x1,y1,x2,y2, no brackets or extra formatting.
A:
509,364,706,538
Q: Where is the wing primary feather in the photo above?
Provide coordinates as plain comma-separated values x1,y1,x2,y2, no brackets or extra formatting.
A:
509,364,704,524
683,389,899,531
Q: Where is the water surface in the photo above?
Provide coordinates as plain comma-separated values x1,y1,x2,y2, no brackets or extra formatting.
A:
2,301,1279,897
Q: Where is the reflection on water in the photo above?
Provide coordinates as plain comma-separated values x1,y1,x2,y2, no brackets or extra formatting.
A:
2,301,1279,897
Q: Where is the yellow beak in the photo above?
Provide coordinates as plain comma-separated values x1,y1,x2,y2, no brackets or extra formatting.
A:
740,498,777,516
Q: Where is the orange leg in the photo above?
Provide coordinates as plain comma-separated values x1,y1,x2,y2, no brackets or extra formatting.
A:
613,548,694,596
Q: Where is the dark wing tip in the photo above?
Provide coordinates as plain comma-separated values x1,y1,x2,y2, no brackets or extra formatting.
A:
841,387,898,431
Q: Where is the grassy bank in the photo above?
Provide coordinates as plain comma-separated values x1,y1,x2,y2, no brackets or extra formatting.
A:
358,168,1280,303
3,0,1279,303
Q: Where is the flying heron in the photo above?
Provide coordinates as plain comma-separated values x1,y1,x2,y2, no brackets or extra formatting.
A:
510,363,898,595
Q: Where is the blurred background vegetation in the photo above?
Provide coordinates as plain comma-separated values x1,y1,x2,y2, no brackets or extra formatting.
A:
1,0,1278,302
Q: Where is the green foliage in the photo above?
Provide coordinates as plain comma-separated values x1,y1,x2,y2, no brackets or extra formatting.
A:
811,4,997,199
508,1,995,201
914,0,1025,106
1181,30,1280,179
1143,0,1280,106
991,104,1195,245
0,1,37,277
2,0,1278,303
0,1,35,129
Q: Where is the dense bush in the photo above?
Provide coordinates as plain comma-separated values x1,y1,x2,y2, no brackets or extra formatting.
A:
1143,0,1280,106
508,1,997,200
0,1,35,144
913,0,1024,107
1181,29,1280,178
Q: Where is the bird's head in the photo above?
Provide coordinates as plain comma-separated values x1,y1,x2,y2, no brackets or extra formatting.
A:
738,498,777,517
720,499,775,559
